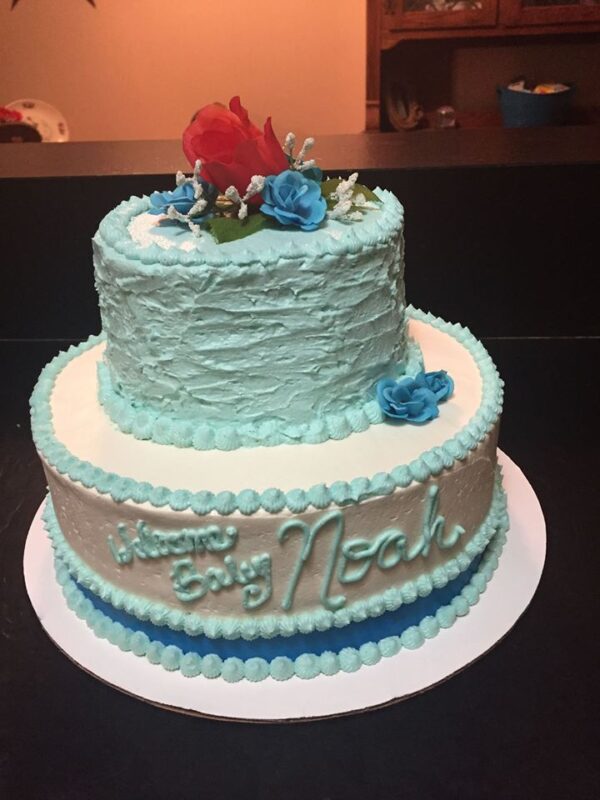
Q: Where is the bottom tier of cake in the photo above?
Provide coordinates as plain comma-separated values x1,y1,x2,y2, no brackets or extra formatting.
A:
46,480,507,682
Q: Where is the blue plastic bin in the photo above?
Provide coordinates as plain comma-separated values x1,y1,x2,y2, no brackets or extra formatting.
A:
497,85,574,128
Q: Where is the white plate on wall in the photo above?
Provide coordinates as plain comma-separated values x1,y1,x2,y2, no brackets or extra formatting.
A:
24,450,545,722
6,99,69,142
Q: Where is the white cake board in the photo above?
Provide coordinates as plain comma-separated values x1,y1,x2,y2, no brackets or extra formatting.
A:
24,450,545,723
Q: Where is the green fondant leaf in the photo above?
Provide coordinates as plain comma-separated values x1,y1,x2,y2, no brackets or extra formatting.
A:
207,213,271,244
320,178,341,209
320,178,381,209
354,183,381,203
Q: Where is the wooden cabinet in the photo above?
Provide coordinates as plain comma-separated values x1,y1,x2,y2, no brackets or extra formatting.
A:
367,0,600,128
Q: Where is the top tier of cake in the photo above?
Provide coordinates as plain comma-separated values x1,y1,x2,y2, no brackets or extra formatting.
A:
93,189,412,450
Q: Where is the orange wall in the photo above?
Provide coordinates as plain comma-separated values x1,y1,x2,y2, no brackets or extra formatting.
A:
0,0,366,142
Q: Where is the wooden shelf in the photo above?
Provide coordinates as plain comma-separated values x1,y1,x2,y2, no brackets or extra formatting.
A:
368,0,600,128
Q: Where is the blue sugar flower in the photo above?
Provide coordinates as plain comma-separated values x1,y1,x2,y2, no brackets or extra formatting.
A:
149,183,195,215
148,180,217,218
376,370,454,424
377,376,439,424
423,370,454,402
260,169,327,232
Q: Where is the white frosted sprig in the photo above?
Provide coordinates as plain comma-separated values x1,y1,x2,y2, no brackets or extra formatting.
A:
284,132,296,157
224,185,242,205
296,158,316,173
328,199,353,220
175,160,207,201
332,172,359,203
166,205,189,224
175,160,203,190
293,136,314,169
327,172,367,222
225,175,266,220
246,174,266,198
165,160,208,234
166,205,202,237
188,196,207,216
285,132,319,172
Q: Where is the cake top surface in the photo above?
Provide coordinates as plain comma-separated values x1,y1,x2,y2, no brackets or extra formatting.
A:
125,188,400,257
96,187,403,269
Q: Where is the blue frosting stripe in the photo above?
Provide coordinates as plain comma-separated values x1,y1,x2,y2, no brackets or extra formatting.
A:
29,308,504,516
54,519,507,682
42,474,508,642
74,553,483,659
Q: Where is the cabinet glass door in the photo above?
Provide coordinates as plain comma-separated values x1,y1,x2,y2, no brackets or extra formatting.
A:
383,0,497,31
501,0,600,25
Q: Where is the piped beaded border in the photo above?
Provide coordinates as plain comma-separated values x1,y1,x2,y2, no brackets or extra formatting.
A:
53,508,508,682
96,338,424,451
43,473,507,641
30,307,504,516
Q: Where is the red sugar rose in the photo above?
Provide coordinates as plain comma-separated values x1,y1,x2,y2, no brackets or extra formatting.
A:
183,96,288,201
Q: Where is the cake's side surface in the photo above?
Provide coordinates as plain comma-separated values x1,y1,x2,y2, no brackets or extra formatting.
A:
48,493,508,682
31,311,507,681
42,428,499,628
93,190,409,450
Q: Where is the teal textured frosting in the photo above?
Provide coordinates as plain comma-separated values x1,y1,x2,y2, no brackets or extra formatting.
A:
93,191,407,448
42,472,507,642
29,308,504,516
97,336,424,450
51,493,508,682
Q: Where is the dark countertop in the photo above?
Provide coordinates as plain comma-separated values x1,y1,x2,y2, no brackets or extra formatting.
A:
1,336,598,799
1,126,599,179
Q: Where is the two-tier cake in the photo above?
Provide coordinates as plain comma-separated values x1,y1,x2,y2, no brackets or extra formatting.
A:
30,98,507,683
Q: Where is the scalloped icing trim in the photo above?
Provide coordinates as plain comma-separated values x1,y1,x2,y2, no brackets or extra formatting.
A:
96,338,424,451
42,472,507,642
30,308,504,516
95,190,404,270
52,497,508,682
